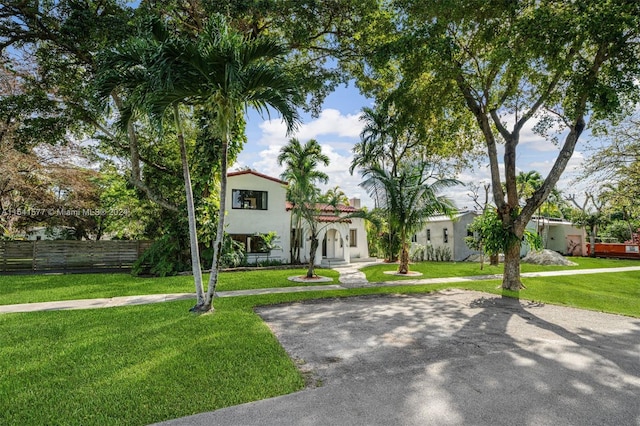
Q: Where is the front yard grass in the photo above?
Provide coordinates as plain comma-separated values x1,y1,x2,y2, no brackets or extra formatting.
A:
0,268,340,305
361,257,640,282
0,297,306,426
1,265,639,425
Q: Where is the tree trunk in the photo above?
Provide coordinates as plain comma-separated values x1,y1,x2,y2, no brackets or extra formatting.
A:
289,212,295,263
398,241,409,274
293,214,302,264
502,242,524,291
195,123,230,313
307,235,318,278
174,106,204,307
112,92,179,213
489,254,499,266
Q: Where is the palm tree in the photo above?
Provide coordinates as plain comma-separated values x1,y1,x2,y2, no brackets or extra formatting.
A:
176,17,302,312
360,161,459,274
97,24,207,305
516,170,546,237
352,105,423,178
325,186,350,206
278,138,330,277
351,103,426,262
100,16,302,313
540,187,565,218
351,107,392,173
351,106,405,206
516,170,543,205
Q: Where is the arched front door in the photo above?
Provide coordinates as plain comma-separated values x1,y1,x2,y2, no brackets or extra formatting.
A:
323,228,344,260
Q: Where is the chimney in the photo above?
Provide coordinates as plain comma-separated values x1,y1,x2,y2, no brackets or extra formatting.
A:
349,197,361,209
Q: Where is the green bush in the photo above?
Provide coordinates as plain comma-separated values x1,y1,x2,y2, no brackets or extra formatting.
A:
425,245,451,262
132,233,190,277
378,231,401,262
410,244,426,261
601,220,638,243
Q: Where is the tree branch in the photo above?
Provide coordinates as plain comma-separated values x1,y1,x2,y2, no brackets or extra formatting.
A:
111,92,179,212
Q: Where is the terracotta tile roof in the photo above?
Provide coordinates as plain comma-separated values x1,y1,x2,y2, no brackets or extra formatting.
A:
317,215,352,223
315,203,358,213
285,201,358,213
228,169,288,185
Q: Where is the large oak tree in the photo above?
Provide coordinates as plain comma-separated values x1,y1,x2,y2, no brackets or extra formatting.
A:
361,0,640,290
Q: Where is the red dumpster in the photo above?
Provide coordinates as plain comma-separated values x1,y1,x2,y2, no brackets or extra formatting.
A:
586,243,640,259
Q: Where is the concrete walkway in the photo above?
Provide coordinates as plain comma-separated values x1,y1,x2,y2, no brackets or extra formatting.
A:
350,265,640,288
1,264,640,314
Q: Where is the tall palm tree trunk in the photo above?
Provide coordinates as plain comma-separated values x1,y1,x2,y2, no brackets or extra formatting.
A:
289,212,295,262
290,211,302,264
307,233,319,278
294,214,303,263
398,229,410,274
174,105,205,306
201,125,230,312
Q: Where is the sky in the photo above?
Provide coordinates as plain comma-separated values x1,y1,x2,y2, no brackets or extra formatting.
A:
232,84,591,211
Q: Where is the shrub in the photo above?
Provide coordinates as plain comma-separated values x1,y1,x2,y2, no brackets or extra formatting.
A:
132,233,190,277
257,258,284,267
410,244,426,262
421,245,452,262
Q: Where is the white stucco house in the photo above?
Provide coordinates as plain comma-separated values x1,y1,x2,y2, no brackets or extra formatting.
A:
413,211,481,261
225,169,370,266
525,216,587,256
413,210,588,261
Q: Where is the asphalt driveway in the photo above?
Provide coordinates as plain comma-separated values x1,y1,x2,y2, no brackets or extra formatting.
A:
157,290,640,426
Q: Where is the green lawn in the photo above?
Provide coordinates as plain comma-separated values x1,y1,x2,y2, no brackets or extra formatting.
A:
0,268,340,305
500,271,640,316
1,262,639,425
0,297,306,425
361,257,640,282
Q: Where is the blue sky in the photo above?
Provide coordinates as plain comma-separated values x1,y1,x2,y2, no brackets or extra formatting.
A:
233,84,590,210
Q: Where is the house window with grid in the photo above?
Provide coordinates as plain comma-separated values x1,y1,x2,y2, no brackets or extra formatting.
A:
229,234,272,253
232,189,268,210
443,228,449,243
426,229,431,242
349,229,357,247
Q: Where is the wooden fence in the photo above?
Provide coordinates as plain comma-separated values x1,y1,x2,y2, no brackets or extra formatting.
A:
0,240,152,273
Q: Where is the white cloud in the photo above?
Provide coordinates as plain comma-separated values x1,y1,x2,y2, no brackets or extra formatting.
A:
256,108,362,147
237,107,591,211
233,109,374,207
297,109,363,140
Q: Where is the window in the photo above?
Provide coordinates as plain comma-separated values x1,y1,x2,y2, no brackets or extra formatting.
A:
229,234,270,253
232,189,268,210
443,228,449,243
426,229,431,242
349,229,357,247
411,234,417,243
